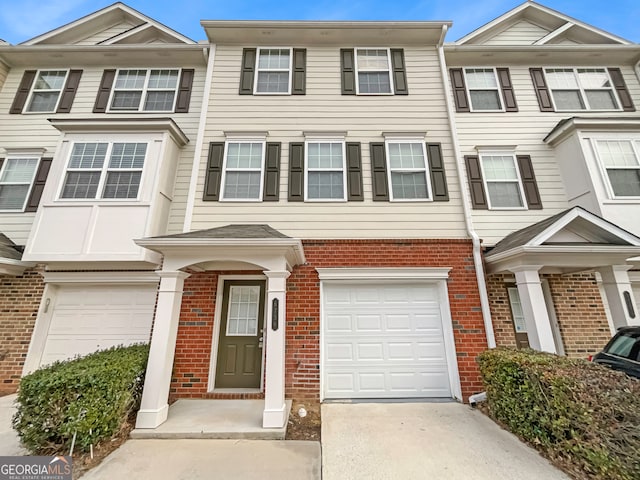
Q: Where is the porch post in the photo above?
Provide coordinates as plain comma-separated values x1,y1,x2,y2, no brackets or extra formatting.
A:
136,270,190,429
597,265,640,329
512,266,558,353
263,270,290,428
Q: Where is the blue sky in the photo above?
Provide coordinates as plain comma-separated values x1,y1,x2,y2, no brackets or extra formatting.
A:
0,0,638,44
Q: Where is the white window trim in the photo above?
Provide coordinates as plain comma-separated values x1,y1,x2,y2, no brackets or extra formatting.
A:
591,138,640,200
303,138,347,202
225,284,261,337
23,69,69,114
219,139,266,202
0,154,40,212
107,68,181,113
478,150,528,210
384,139,432,202
354,47,394,96
253,47,293,95
56,141,148,202
544,67,622,112
463,67,505,112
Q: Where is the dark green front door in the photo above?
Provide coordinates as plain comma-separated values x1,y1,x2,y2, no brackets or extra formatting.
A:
215,280,265,388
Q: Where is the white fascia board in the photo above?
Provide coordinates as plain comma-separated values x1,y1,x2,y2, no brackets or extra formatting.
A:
544,117,640,146
485,245,640,264
0,257,34,276
43,271,160,284
533,21,574,45
316,267,452,280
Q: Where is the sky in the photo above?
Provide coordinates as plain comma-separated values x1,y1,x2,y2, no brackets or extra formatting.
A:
0,0,638,44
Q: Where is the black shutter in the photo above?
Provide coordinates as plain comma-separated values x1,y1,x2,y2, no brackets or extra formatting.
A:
449,68,470,112
93,69,116,113
427,143,449,201
10,70,37,114
292,49,306,95
239,48,256,95
175,69,195,113
390,48,408,95
496,68,518,112
25,158,52,212
608,68,635,112
346,142,363,201
56,70,82,113
263,142,281,201
516,155,542,210
529,68,554,112
340,49,356,95
369,142,389,201
203,142,224,201
288,142,304,201
464,155,488,209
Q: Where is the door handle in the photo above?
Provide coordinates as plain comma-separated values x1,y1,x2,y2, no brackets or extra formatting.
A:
258,336,264,349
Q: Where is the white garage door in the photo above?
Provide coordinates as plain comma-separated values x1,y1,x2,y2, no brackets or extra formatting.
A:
322,282,453,399
39,284,157,366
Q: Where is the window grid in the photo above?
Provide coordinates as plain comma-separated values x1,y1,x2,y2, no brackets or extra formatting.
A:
305,141,347,201
226,285,261,336
25,70,68,113
385,141,431,201
479,153,527,210
545,68,620,111
595,139,640,198
355,48,393,95
60,142,147,200
507,287,527,333
254,48,292,94
110,69,180,112
221,141,265,201
464,68,503,111
0,157,39,211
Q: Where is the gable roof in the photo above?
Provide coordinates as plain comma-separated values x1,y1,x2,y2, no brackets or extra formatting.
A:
148,224,291,241
455,1,631,46
0,233,22,261
20,2,194,46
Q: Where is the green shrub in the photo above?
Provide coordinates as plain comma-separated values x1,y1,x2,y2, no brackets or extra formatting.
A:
13,344,149,454
478,348,640,480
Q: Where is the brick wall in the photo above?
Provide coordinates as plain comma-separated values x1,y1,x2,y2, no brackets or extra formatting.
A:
0,268,44,394
170,239,487,402
487,272,611,358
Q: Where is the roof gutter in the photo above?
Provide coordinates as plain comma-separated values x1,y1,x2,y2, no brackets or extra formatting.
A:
437,24,496,348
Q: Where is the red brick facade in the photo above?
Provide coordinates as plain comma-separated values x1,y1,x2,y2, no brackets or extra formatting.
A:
0,268,44,394
487,272,611,358
170,239,488,402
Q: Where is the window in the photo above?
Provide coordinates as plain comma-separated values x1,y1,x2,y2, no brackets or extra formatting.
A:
255,48,292,94
110,69,179,112
60,142,147,199
480,153,526,209
0,157,39,210
464,68,503,111
507,287,527,334
545,68,620,111
595,140,640,197
25,70,68,113
221,142,265,201
385,141,431,200
356,49,393,94
305,141,346,201
226,285,261,336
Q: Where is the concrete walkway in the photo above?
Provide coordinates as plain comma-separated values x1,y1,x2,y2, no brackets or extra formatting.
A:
0,394,26,456
322,402,570,480
81,439,321,479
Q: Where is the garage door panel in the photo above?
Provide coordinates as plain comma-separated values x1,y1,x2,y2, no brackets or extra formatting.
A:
323,282,453,399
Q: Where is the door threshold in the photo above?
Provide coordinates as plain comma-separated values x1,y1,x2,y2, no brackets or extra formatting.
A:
211,388,261,394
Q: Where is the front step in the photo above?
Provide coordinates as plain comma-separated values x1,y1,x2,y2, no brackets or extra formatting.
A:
131,399,291,440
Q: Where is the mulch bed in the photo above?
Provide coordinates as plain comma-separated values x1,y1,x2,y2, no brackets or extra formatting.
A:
285,401,321,441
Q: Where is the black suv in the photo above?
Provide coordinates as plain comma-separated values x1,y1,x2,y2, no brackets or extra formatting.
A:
590,326,640,379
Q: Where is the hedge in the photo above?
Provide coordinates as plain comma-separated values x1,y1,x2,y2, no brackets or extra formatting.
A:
13,344,149,454
478,348,640,480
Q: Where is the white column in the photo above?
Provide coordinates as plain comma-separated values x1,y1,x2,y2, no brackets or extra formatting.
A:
597,265,640,329
512,267,558,353
263,270,290,428
136,270,190,429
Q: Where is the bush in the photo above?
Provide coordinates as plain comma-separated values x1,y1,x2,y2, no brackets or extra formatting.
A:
478,348,640,480
13,344,149,454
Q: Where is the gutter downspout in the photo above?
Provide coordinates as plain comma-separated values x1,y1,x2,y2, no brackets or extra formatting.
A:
183,44,217,232
437,25,496,349
635,59,640,86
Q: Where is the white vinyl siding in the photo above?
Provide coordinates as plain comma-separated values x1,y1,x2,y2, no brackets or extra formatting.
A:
193,45,466,239
109,69,180,112
254,48,292,94
305,141,346,201
480,153,526,209
544,68,620,111
483,20,551,45
594,140,640,198
355,48,393,95
25,70,68,113
0,157,39,211
220,141,265,201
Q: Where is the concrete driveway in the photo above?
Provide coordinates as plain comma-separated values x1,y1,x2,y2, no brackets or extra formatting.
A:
0,394,26,456
322,402,570,480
